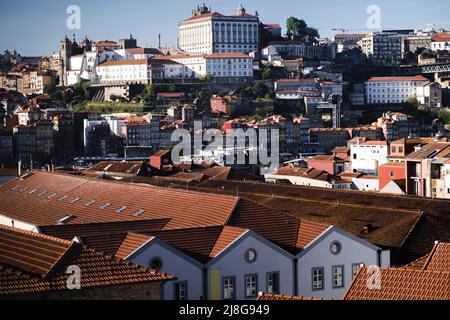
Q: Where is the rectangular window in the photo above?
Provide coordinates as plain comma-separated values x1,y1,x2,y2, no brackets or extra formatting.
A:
174,282,187,301
245,274,258,298
332,266,344,288
352,264,362,279
267,272,280,294
223,277,235,300
312,268,324,290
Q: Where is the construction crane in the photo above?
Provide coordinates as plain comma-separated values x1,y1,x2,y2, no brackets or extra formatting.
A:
427,21,450,29
332,28,374,34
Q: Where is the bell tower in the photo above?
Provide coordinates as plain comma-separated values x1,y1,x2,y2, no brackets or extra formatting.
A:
59,35,72,86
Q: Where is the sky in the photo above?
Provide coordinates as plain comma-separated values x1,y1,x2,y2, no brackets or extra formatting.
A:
1,0,449,56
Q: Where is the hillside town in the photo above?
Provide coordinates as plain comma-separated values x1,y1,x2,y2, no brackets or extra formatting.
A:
0,2,450,303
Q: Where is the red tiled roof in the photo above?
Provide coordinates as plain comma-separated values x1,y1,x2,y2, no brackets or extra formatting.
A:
97,59,148,67
228,199,329,253
210,226,248,257
334,34,367,39
368,76,429,82
38,219,169,243
361,141,389,146
206,53,251,59
115,233,152,260
127,48,162,55
149,226,248,263
0,225,175,297
422,242,450,272
263,24,281,30
0,172,239,230
95,41,119,47
184,12,224,22
344,267,450,300
258,293,325,301
432,32,450,42
85,161,144,176
276,79,316,83
0,226,73,277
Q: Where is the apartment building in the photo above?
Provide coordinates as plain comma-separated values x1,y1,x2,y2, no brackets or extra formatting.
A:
431,32,450,51
359,32,403,65
416,82,443,109
351,141,389,175
377,112,420,142
405,142,450,197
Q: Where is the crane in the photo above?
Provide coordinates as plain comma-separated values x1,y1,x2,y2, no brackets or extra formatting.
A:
332,28,374,34
427,21,450,29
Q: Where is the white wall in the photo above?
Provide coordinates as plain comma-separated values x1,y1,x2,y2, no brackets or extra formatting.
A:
0,213,36,231
351,145,389,175
207,233,294,300
128,240,205,300
297,228,390,300
353,177,380,192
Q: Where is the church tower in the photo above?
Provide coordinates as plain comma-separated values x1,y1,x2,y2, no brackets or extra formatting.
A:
59,35,72,86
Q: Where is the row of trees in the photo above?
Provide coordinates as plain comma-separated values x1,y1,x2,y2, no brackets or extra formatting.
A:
44,81,94,107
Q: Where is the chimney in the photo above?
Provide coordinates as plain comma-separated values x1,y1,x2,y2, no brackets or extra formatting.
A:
18,160,22,176
363,224,375,234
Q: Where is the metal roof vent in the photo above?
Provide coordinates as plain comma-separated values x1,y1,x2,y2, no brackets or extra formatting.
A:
116,206,128,213
100,203,111,209
132,209,145,217
58,215,76,225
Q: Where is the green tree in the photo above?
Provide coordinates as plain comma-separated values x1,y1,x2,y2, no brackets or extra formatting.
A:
252,81,269,99
262,67,272,80
286,17,319,42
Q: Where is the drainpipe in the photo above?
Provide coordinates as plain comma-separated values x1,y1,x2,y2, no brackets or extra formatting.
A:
18,160,22,176
202,268,208,301
377,249,382,267
293,258,298,296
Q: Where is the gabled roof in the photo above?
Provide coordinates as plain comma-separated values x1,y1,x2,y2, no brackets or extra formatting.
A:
184,12,224,21
344,267,450,300
84,161,144,176
258,293,325,301
127,48,162,55
406,142,450,161
367,76,429,82
0,172,331,255
0,225,73,278
97,59,149,67
0,225,175,297
0,172,239,230
422,242,450,272
116,233,153,260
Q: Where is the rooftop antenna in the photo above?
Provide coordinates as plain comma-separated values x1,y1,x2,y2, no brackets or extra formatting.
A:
158,34,161,49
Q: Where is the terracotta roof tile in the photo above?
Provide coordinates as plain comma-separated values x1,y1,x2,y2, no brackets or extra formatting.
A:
0,226,73,277
422,242,450,272
0,225,175,297
344,267,450,300
0,172,239,230
258,293,325,301
116,233,152,260
368,76,429,82
209,227,248,257
84,161,144,176
98,59,149,67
